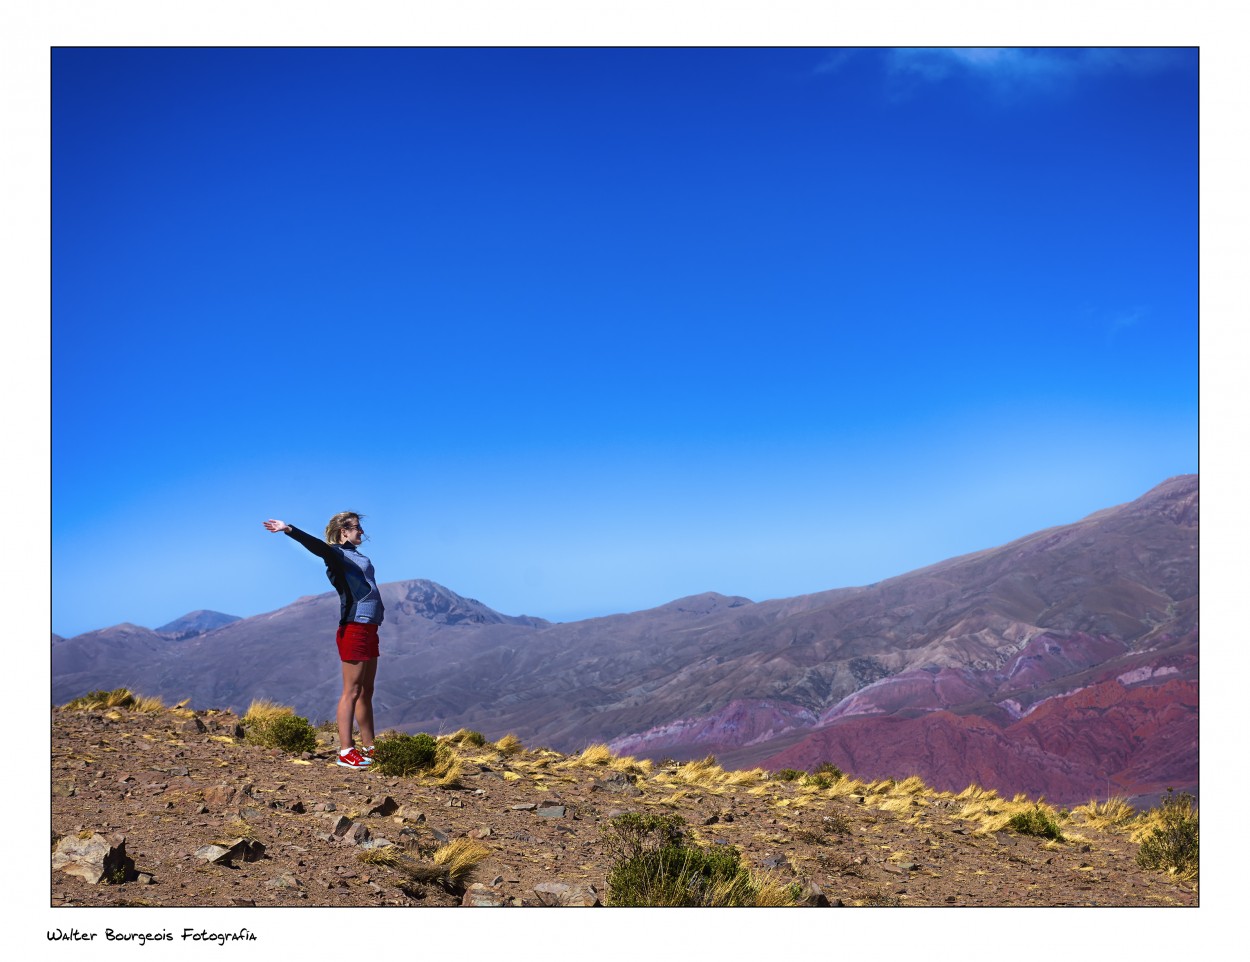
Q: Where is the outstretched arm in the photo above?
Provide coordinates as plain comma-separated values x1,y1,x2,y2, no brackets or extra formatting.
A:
265,518,337,560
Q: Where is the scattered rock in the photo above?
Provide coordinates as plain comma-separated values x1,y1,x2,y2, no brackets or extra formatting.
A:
533,881,599,907
265,873,302,890
590,772,642,796
536,805,566,819
195,838,265,866
511,803,537,811
182,717,206,734
202,784,238,810
341,824,372,846
463,882,508,907
366,796,399,817
53,832,133,884
795,880,830,907
327,815,353,837
52,780,77,798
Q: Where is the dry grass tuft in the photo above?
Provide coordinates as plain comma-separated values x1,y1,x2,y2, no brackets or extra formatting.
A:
431,838,490,888
573,743,615,766
672,755,728,790
433,749,464,789
725,768,768,788
1074,796,1137,831
955,783,1000,802
494,733,523,755
213,819,256,844
357,846,404,867
827,777,868,798
894,775,929,796
63,688,138,710
875,795,924,816
441,728,487,748
242,699,294,725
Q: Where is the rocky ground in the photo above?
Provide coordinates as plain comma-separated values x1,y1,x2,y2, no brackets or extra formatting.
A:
50,704,1197,908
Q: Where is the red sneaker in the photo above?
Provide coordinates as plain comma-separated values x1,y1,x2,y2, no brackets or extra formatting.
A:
360,746,375,760
336,748,370,769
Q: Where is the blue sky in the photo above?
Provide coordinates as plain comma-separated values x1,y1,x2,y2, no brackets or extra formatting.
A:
51,47,1198,637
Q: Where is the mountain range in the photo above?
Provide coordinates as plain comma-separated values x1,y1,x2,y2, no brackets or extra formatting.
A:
51,475,1198,805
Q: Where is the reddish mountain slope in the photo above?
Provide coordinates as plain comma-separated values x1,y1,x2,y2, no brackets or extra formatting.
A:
52,477,1198,805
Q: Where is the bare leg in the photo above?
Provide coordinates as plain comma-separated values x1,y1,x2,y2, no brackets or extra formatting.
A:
338,659,369,751
354,658,377,746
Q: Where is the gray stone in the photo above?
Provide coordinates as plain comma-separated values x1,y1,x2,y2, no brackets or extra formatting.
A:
533,881,599,907
182,717,207,733
462,882,508,907
511,803,537,811
265,873,302,890
327,815,353,837
53,832,133,884
536,805,567,818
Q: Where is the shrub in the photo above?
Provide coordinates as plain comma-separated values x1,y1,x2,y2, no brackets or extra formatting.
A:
1006,804,1065,841
600,813,794,907
773,769,804,782
1136,790,1198,879
813,762,844,780
242,705,317,754
803,772,835,790
372,732,439,776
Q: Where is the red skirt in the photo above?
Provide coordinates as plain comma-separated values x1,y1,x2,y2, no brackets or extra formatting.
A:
336,623,380,661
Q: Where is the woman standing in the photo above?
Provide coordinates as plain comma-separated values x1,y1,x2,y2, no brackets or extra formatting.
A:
263,512,383,769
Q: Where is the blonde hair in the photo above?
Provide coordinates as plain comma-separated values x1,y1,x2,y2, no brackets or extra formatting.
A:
324,511,364,545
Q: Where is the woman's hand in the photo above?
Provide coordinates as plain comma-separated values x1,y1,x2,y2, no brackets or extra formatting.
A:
263,519,291,533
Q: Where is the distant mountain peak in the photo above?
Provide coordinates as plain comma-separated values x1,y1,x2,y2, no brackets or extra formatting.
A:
384,579,551,628
155,610,242,641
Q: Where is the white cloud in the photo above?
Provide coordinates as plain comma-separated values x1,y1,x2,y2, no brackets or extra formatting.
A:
886,47,1191,97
